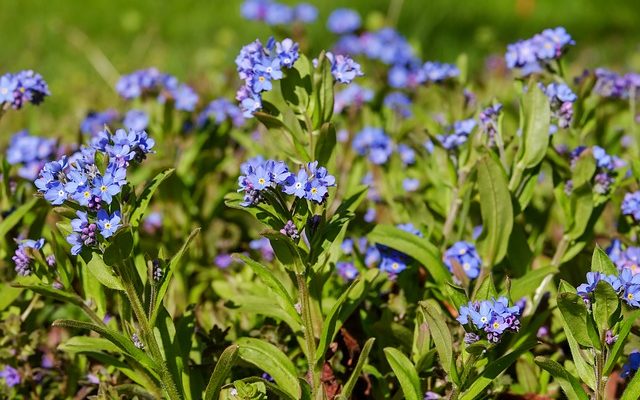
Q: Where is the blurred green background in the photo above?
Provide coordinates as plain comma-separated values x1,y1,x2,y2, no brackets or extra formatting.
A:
1,0,639,137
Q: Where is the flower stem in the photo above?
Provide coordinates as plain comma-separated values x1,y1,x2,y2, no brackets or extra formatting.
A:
551,234,570,267
117,262,182,400
296,272,321,397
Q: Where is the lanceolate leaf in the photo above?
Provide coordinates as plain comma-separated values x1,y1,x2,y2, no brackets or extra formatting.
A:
130,168,175,229
557,292,593,348
477,153,513,267
592,280,620,332
419,300,458,384
383,348,422,400
0,197,40,238
367,224,449,283
336,338,375,400
519,83,551,169
151,228,200,324
534,357,589,400
236,338,301,399
605,309,640,375
591,246,618,275
85,252,125,291
204,344,238,400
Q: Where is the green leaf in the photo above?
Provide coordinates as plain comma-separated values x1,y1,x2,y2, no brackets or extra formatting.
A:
534,357,589,400
312,51,334,128
52,319,159,377
621,366,640,400
419,300,457,384
204,344,239,400
473,273,498,301
316,269,378,363
460,340,536,399
519,83,551,169
254,111,285,130
557,292,593,348
236,338,301,399
445,283,469,311
605,309,640,375
314,122,336,167
0,197,40,238
477,153,513,266
235,254,302,329
59,336,121,354
593,280,620,332
151,228,200,324
591,246,618,275
103,227,134,266
383,348,422,400
367,224,449,284
12,283,87,306
130,168,175,229
86,253,125,291
336,338,375,400
509,266,557,301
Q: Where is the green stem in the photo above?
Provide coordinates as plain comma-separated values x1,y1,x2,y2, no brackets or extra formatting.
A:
296,273,321,397
595,349,605,400
449,353,479,400
551,234,570,267
442,165,473,243
117,263,182,400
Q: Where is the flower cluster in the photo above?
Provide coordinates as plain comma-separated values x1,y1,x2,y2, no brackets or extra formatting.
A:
316,52,363,84
6,131,57,180
577,269,640,308
505,27,575,75
235,37,300,117
443,241,482,279
608,240,640,275
437,118,477,150
334,83,373,113
67,210,122,255
539,83,577,131
116,68,199,111
377,224,423,275
237,157,335,206
12,238,45,276
35,128,154,207
352,127,393,165
594,68,640,99
457,297,521,343
197,98,245,128
566,146,624,196
0,70,50,110
332,27,458,88
123,110,149,132
241,0,317,25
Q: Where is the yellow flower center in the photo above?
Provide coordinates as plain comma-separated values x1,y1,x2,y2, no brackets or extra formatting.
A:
493,322,500,329
84,191,91,198
628,293,634,300
259,76,265,82
100,185,107,192
258,178,266,185
105,223,111,229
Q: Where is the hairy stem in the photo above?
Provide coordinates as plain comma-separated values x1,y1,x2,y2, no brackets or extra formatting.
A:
297,273,321,397
117,262,182,400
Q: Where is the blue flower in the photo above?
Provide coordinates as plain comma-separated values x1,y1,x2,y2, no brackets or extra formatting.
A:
622,191,640,222
97,210,122,238
6,130,56,180
422,62,459,82
319,52,364,84
283,169,309,198
505,27,574,75
123,110,149,132
197,98,245,128
457,297,521,343
276,39,299,68
294,3,317,23
379,252,408,274
622,352,640,378
397,144,416,165
437,119,476,150
384,92,412,118
0,74,18,104
352,127,393,165
397,223,423,237
443,241,482,279
80,109,119,136
402,178,420,192
337,261,359,281
334,84,373,113
364,207,376,223
327,8,361,34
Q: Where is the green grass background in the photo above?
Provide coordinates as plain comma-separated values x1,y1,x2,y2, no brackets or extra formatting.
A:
0,0,638,138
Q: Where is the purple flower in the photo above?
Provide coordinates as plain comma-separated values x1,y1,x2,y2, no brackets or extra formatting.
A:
334,83,373,113
437,119,476,150
319,52,364,84
215,253,234,269
622,191,640,222
384,92,412,118
294,4,317,23
197,98,245,128
402,178,420,192
0,366,21,387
